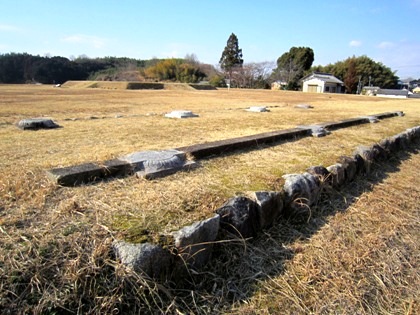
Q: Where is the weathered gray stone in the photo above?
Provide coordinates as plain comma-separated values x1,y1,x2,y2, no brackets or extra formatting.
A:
250,191,284,229
164,110,199,118
371,143,387,161
353,146,375,174
307,165,331,183
216,196,259,238
46,163,105,186
17,118,60,130
246,106,269,112
396,111,405,116
394,133,410,150
113,241,172,278
121,149,197,179
172,215,220,268
282,172,320,217
298,125,331,138
360,115,380,123
102,159,133,177
337,156,358,182
326,164,346,188
295,104,313,109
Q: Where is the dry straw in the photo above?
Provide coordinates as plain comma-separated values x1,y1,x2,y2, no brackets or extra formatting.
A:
0,85,419,313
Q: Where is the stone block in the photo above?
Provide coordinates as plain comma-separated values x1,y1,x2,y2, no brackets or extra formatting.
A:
113,241,172,278
246,106,269,112
297,125,330,137
307,165,331,184
250,191,284,229
121,149,197,179
282,172,320,218
326,164,345,188
164,110,199,118
353,146,375,174
102,159,133,177
295,104,313,109
46,163,105,186
360,115,379,123
172,215,220,268
17,118,60,130
216,196,259,238
337,156,358,182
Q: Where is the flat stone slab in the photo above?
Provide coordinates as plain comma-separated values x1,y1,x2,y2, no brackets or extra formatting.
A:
295,104,313,109
297,125,330,137
318,117,369,130
177,128,309,159
246,106,269,112
47,163,105,186
164,110,199,118
120,149,197,179
17,118,60,130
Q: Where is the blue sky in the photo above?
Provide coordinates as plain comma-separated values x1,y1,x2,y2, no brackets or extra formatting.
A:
1,0,419,78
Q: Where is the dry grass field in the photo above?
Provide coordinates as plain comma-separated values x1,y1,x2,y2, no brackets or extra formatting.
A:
0,84,419,314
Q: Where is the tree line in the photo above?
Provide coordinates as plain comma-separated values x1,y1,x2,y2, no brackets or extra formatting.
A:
0,33,412,93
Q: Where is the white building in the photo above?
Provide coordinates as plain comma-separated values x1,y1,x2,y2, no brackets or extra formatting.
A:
301,72,344,93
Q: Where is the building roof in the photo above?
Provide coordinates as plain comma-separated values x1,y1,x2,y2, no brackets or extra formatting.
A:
301,72,343,84
376,89,408,96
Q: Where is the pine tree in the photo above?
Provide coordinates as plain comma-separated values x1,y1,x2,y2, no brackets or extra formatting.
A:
219,33,243,86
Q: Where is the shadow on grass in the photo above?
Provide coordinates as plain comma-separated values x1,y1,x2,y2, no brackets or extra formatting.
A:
166,144,419,314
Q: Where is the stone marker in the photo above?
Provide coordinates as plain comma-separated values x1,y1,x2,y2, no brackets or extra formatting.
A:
113,241,172,278
172,215,220,268
295,104,314,109
164,110,199,118
297,125,330,137
246,106,269,112
47,163,105,186
361,115,380,123
337,156,358,183
326,164,345,188
250,191,284,229
282,172,320,218
216,196,259,238
120,149,197,179
17,118,60,130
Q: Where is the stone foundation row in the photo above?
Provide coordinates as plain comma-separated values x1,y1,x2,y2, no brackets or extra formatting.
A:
113,125,420,279
46,111,404,186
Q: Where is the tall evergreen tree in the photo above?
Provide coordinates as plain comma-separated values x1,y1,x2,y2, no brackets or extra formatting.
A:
219,33,243,86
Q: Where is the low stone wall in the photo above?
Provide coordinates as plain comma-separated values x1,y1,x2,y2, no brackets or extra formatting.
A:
113,126,420,278
46,111,404,186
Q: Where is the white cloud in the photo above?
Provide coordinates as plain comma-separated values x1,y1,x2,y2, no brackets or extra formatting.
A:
349,40,362,47
377,41,395,49
61,34,106,49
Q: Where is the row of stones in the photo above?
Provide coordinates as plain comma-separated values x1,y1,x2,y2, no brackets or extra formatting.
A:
46,111,404,186
113,125,420,278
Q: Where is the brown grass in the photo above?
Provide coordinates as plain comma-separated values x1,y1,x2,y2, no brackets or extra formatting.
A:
0,84,419,314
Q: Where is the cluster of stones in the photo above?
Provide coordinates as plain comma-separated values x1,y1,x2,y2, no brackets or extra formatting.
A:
113,126,420,278
45,111,405,187
47,149,197,185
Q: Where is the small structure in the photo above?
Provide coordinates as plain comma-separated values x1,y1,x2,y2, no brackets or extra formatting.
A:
301,72,343,93
271,81,287,90
376,89,409,98
362,86,380,96
164,110,199,119
412,87,420,94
